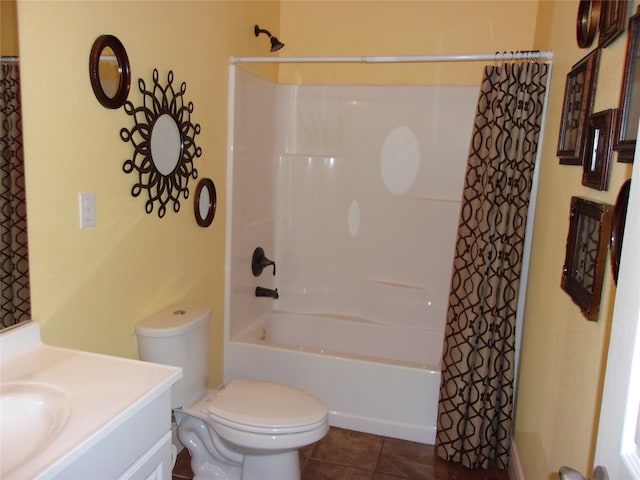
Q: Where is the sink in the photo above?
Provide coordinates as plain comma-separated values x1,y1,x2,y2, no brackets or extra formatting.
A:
0,382,71,475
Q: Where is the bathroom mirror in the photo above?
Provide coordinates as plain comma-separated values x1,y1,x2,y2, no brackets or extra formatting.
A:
561,197,613,321
121,69,202,218
582,109,616,190
89,34,130,109
150,114,182,175
610,179,631,284
194,178,216,227
615,10,640,162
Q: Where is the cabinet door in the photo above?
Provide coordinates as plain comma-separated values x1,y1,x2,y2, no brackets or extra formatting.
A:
117,432,173,480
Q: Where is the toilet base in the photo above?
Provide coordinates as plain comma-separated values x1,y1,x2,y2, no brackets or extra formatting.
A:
175,406,305,480
242,451,300,480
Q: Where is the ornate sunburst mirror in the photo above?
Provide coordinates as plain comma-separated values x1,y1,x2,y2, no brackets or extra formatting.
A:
120,69,202,217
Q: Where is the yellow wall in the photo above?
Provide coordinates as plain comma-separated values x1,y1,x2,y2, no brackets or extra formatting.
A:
516,2,635,478
1,0,20,56
16,0,279,387
278,0,539,85
13,0,636,476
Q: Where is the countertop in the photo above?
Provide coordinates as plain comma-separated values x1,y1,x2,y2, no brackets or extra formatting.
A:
0,322,182,479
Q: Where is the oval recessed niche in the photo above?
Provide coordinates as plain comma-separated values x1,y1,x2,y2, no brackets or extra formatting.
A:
380,126,420,195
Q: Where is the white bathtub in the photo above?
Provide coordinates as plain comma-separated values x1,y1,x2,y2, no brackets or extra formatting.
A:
224,312,442,444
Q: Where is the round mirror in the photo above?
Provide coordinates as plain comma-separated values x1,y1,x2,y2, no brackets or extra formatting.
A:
89,34,131,109
610,179,631,285
151,114,182,175
194,178,217,227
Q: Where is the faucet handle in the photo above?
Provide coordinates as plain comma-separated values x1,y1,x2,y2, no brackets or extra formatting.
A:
252,247,276,276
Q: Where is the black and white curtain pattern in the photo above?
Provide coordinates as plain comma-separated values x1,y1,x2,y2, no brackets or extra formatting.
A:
1,61,30,329
436,61,548,469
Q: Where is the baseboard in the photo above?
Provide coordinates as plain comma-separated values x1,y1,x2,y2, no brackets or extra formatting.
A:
509,436,524,480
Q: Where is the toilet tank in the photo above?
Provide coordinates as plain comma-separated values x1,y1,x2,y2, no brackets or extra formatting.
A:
135,304,211,409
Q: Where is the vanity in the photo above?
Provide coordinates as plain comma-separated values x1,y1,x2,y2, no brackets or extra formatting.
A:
0,322,182,479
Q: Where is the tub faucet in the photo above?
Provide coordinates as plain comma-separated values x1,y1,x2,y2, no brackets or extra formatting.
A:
255,287,279,299
252,247,276,276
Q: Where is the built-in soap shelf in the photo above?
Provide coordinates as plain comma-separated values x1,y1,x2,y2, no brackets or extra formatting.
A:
403,195,461,203
367,279,427,290
364,279,444,330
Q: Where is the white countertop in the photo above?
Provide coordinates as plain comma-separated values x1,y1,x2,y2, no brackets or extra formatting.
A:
0,322,182,479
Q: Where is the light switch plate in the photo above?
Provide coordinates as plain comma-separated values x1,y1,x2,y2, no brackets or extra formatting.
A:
79,192,96,229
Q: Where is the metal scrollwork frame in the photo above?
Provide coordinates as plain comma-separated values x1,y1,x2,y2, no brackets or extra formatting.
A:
120,69,202,217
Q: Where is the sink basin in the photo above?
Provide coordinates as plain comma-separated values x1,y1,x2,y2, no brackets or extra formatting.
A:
0,382,71,475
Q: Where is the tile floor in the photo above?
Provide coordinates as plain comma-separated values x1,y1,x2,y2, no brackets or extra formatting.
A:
172,427,509,480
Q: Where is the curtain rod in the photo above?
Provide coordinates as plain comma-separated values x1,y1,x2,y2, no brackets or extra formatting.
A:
230,51,553,64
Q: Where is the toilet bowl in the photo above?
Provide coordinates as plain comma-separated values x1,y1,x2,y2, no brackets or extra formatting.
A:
175,381,328,480
135,304,329,480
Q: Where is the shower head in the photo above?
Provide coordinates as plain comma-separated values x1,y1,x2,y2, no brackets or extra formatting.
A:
254,25,285,52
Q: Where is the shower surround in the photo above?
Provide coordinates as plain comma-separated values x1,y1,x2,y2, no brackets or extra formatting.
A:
224,67,478,443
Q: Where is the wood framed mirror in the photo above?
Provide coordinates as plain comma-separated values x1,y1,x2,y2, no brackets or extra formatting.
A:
194,178,217,227
89,34,131,109
561,197,613,321
610,179,631,284
615,10,640,162
582,109,616,190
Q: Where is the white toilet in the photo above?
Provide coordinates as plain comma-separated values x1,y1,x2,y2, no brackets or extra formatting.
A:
135,304,329,480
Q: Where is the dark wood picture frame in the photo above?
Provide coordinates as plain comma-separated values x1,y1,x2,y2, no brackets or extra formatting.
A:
561,197,613,321
582,109,617,190
614,10,640,163
599,0,628,48
557,48,601,165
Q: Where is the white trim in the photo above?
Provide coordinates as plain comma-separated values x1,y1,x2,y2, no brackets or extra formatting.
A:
509,436,525,480
513,61,554,394
223,65,236,383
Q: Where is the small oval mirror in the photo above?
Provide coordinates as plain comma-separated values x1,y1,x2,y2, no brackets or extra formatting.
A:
151,114,182,175
89,35,130,109
194,178,217,227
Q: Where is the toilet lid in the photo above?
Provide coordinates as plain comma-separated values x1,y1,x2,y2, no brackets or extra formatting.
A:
206,380,327,430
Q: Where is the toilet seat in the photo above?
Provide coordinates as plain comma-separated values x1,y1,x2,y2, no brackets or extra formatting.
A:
206,380,327,434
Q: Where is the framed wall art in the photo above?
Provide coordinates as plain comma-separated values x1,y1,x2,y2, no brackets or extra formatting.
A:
561,196,613,321
557,48,601,165
599,0,628,48
582,109,617,190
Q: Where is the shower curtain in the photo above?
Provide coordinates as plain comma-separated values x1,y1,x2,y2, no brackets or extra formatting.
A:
436,61,548,469
0,60,30,329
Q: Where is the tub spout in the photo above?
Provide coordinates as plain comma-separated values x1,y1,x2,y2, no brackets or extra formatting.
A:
255,287,279,299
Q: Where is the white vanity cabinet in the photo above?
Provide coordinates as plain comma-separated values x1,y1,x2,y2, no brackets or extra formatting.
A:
0,322,182,480
53,388,174,480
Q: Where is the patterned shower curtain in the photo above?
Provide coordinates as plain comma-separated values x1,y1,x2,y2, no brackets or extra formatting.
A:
436,61,548,469
0,60,30,329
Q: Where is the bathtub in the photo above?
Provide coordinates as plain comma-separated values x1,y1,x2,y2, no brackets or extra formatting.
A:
224,312,442,444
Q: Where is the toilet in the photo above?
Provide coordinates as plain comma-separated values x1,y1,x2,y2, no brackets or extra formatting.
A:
135,304,329,480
